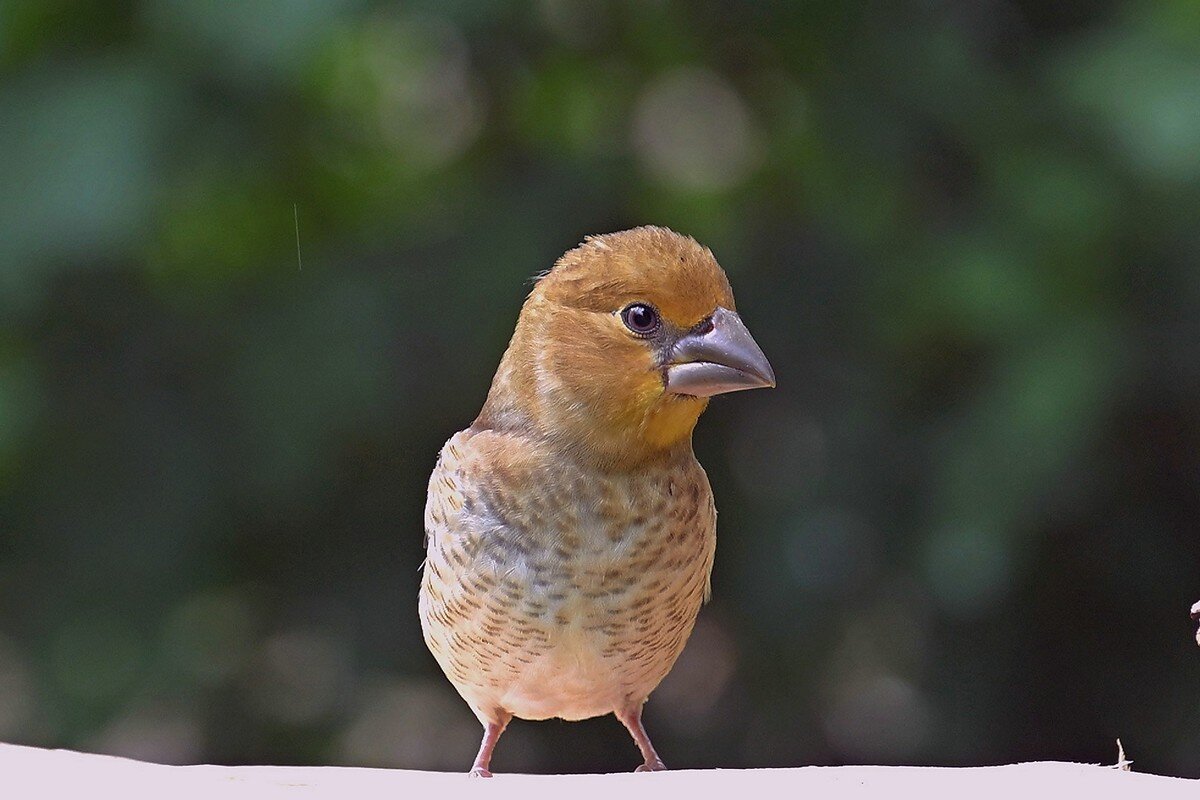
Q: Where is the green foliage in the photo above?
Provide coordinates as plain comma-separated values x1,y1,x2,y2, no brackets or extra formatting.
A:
1,0,1198,777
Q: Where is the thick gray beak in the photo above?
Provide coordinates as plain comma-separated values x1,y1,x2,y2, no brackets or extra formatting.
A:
665,307,776,397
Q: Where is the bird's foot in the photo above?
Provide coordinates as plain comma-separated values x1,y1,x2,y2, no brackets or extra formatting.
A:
468,767,494,778
634,759,667,772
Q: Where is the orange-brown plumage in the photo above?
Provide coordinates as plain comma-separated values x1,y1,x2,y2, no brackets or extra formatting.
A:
419,226,773,775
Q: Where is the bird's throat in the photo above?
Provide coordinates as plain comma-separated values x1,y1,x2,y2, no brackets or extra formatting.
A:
635,393,707,453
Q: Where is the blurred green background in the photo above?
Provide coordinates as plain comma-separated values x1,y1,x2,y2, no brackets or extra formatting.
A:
2,0,1200,777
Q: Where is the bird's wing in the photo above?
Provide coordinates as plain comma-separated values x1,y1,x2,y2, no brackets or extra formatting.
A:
423,427,546,577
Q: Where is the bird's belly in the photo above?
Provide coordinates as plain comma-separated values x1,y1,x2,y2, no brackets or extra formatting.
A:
495,592,688,721
493,553,708,721
497,637,627,721
422,543,710,722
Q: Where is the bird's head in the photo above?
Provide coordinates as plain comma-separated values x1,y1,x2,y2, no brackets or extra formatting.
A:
478,226,775,467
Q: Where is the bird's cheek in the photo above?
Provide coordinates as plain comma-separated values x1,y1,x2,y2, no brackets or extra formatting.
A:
609,376,664,424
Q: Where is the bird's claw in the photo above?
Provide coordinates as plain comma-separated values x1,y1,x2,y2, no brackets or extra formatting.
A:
468,767,493,778
635,760,667,772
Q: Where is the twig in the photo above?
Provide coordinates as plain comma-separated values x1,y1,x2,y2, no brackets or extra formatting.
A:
1113,739,1132,771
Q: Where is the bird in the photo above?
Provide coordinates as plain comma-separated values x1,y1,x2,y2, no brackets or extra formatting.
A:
419,226,775,775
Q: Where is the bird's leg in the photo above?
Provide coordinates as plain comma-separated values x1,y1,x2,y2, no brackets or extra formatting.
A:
616,703,667,772
469,712,511,777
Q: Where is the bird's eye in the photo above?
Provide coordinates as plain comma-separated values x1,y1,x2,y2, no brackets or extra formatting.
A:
621,303,660,336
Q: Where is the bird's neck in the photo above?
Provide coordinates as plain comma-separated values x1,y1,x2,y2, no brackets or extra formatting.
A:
475,332,705,470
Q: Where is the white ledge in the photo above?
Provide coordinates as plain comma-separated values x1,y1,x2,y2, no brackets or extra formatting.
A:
2,742,1196,799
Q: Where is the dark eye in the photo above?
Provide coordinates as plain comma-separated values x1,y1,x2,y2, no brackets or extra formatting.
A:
621,303,660,335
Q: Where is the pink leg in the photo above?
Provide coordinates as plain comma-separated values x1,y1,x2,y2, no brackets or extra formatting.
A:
616,704,667,772
469,713,511,777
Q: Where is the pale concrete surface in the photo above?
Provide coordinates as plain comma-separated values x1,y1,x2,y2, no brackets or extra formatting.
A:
1,742,1196,799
